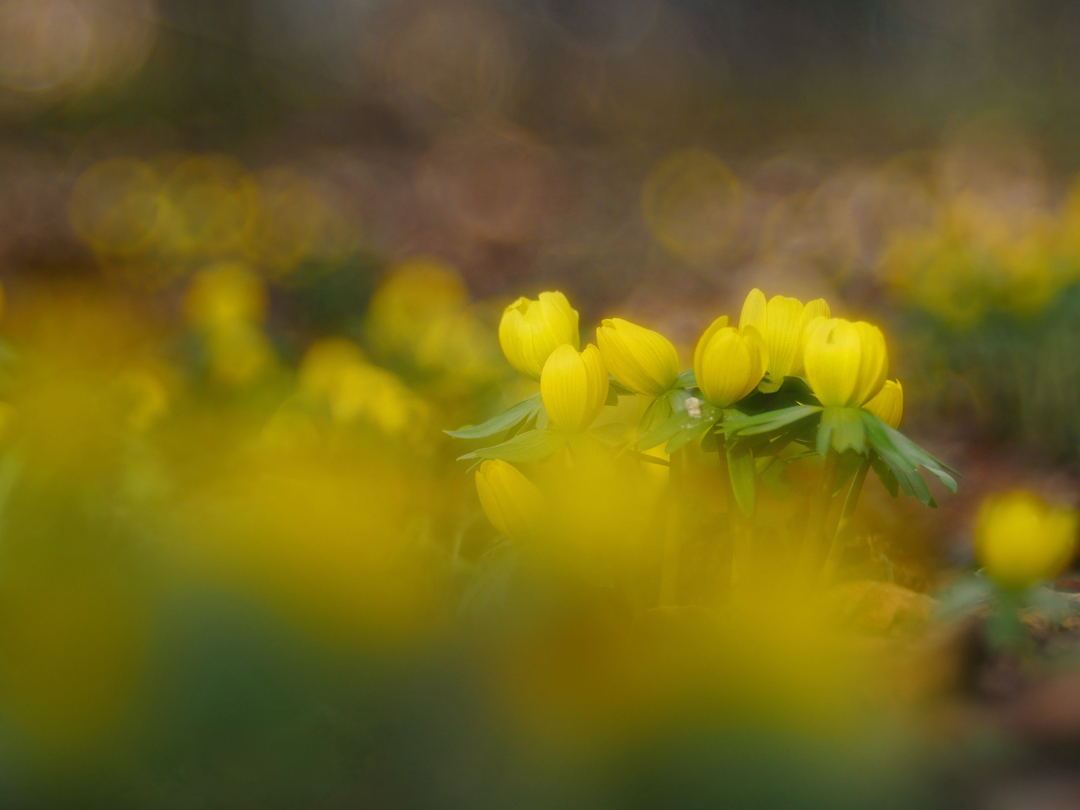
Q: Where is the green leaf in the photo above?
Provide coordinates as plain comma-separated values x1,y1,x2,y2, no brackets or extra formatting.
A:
817,407,866,456
870,454,899,498
675,369,697,389
459,429,566,462
863,412,959,493
637,411,686,451
665,418,716,453
605,386,621,406
639,391,674,435
723,405,822,438
608,377,634,396
863,422,937,507
446,393,542,440
727,443,756,516
862,412,959,500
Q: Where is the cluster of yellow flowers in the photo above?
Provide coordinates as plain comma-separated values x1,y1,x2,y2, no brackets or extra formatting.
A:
462,287,922,584
464,286,1080,615
494,288,902,434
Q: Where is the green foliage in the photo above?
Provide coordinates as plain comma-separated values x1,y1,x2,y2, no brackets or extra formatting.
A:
457,428,566,462
445,394,542,440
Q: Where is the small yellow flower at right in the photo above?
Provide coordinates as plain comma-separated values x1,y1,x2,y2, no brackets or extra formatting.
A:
976,491,1078,591
739,288,830,384
475,460,544,540
499,292,580,380
540,344,609,433
864,379,903,428
596,318,679,396
693,316,768,408
803,317,887,408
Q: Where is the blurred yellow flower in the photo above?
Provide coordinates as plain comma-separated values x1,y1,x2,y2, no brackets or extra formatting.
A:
366,257,468,360
184,262,267,331
298,338,368,399
976,491,1078,590
596,318,679,396
499,292,580,380
803,318,887,408
693,316,768,408
738,289,830,385
475,460,544,540
206,321,276,387
864,379,903,428
540,344,608,433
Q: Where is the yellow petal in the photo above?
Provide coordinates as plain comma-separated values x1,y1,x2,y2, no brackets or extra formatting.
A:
697,327,754,407
693,315,729,386
739,288,767,333
804,318,862,407
596,318,679,396
540,343,608,432
852,322,888,407
762,295,805,379
498,292,580,380
476,460,544,540
864,379,903,428
793,300,831,375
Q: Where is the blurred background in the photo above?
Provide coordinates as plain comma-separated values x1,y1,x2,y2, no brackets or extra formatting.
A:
3,0,1080,807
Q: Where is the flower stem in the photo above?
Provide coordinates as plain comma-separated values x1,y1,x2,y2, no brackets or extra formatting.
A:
800,447,841,575
715,431,738,602
659,449,684,607
821,454,872,583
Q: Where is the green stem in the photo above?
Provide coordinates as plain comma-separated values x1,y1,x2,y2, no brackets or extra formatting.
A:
821,454,873,583
800,448,841,575
715,431,739,602
659,449,684,607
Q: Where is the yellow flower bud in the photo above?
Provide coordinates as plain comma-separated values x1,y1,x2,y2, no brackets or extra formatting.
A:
475,460,544,540
693,316,768,408
803,318,887,407
498,292,580,380
864,379,903,428
976,491,1078,590
596,318,679,396
540,344,609,433
738,291,829,386
739,289,831,383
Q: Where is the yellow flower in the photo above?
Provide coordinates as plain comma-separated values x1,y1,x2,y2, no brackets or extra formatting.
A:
540,344,609,433
864,379,903,428
976,491,1078,590
184,262,267,330
693,316,768,408
596,318,679,396
475,460,544,540
739,289,831,383
498,292,580,380
803,318,887,407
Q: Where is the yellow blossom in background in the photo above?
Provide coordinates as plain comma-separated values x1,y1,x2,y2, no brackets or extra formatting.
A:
116,369,170,432
329,362,431,444
976,491,1079,590
738,289,830,386
297,338,368,400
184,262,268,331
205,321,277,387
693,316,768,407
864,379,903,428
596,318,679,396
540,344,608,433
366,257,468,361
499,292,580,380
475,460,544,540
803,318,887,408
